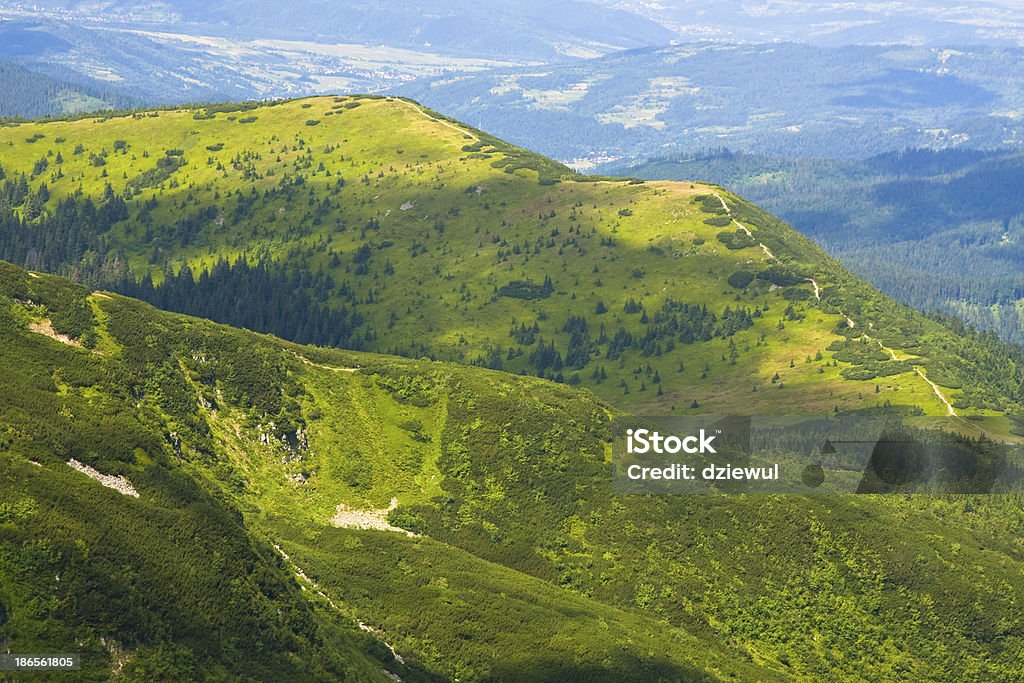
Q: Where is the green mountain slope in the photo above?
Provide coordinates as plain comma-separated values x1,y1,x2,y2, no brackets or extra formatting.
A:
0,261,771,681
0,268,407,681
1,261,1024,681
1,96,1022,428
610,147,1024,346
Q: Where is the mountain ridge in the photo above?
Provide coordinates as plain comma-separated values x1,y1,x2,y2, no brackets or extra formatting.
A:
611,147,1024,347
0,95,1022,432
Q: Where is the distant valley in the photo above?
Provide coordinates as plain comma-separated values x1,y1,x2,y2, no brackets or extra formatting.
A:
5,7,1024,167
400,42,1024,164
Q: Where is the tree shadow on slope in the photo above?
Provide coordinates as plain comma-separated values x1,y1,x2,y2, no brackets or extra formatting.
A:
483,654,719,683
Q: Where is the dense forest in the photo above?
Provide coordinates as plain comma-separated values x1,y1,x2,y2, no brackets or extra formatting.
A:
0,175,364,348
114,258,365,348
0,60,134,119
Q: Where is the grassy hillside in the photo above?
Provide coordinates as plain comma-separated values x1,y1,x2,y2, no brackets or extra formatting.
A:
0,96,1021,426
0,261,769,681
0,266,407,681
2,261,1024,681
612,148,1024,347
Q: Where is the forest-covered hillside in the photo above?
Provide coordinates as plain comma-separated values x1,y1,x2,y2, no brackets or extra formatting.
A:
0,60,134,119
2,261,1024,681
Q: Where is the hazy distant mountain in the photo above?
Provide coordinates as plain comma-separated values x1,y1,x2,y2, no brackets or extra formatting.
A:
3,2,1023,164
398,42,1024,163
12,0,1023,59
0,0,676,61
591,0,1024,47
0,0,676,108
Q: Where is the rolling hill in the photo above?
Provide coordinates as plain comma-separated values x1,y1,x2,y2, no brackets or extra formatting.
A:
0,96,1022,429
0,260,767,681
2,259,1024,680
2,97,1024,680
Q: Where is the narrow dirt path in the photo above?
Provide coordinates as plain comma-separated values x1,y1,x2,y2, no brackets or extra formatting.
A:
294,353,359,373
806,278,821,301
395,98,479,142
869,337,958,416
712,192,776,260
915,367,957,416
712,194,961,418
876,341,900,362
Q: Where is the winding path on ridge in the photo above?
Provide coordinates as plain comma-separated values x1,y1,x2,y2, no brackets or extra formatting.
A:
396,97,479,142
294,352,359,373
915,367,957,417
713,192,775,260
874,341,956,417
712,193,959,418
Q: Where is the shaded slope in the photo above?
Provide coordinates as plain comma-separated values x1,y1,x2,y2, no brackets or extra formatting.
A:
0,260,775,681
0,267,401,681
2,261,1024,680
0,60,135,119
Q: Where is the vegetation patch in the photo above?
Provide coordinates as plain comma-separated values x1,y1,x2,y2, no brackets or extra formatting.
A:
727,271,756,289
703,215,732,227
693,194,726,214
757,265,807,287
496,277,554,300
716,229,758,250
126,152,186,192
